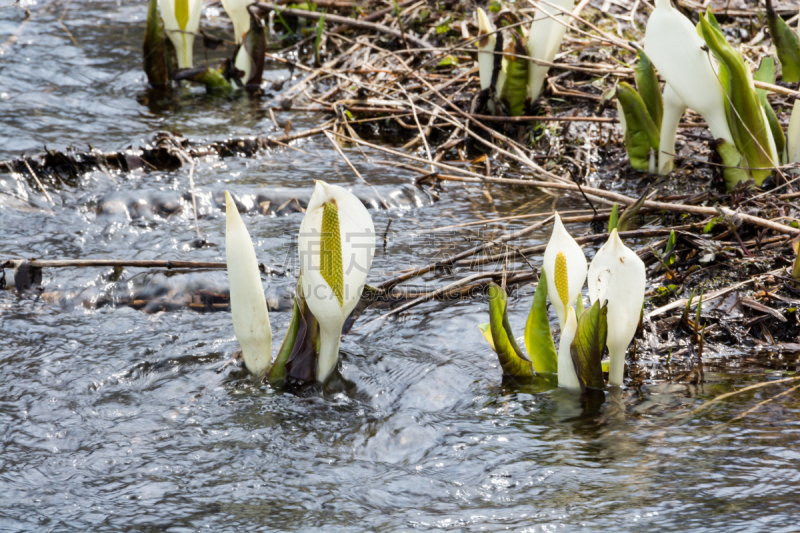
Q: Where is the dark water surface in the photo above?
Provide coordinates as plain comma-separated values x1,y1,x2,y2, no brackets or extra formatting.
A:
2,2,799,531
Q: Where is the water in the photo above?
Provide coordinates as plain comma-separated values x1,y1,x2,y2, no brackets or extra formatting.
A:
1,2,799,531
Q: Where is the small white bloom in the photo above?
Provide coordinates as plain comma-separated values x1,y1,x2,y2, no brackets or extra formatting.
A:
587,229,646,387
298,181,375,383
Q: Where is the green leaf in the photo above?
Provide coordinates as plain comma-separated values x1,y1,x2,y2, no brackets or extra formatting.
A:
570,300,608,393
618,190,647,232
487,283,534,378
616,82,660,173
174,67,234,94
500,33,529,117
716,138,752,190
268,284,304,386
793,235,800,283
314,9,327,67
754,57,787,163
664,230,677,264
700,11,775,186
437,55,458,67
143,0,175,87
523,272,558,374
766,0,800,83
478,323,495,351
284,285,322,383
608,203,619,232
634,48,663,129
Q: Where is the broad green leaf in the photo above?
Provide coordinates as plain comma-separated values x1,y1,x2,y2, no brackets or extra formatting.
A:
487,283,534,378
617,82,660,172
700,11,775,186
754,58,786,163
766,0,800,83
570,300,608,392
634,48,663,129
501,33,528,117
576,294,584,317
523,272,558,374
608,203,619,232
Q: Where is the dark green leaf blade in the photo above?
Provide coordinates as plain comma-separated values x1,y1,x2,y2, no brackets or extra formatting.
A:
488,283,534,378
524,271,558,374
634,48,663,129
767,0,800,83
617,82,660,172
570,300,608,393
700,11,775,186
754,58,786,162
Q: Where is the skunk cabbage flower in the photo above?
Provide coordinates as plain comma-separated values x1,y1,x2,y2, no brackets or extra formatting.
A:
587,229,645,387
788,101,800,174
557,307,580,390
644,0,734,145
225,191,272,378
658,84,687,175
159,0,203,69
298,181,375,383
543,213,587,331
475,8,496,91
527,0,574,102
222,0,252,44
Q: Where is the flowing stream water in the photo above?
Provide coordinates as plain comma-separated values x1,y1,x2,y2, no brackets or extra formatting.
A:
1,1,799,531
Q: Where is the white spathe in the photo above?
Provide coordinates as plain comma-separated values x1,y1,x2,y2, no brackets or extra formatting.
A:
644,0,734,145
298,181,375,383
475,8,497,91
788,101,800,173
543,212,588,330
587,229,646,387
221,0,252,44
159,0,203,69
225,191,273,378
557,306,580,390
527,0,574,101
658,83,687,175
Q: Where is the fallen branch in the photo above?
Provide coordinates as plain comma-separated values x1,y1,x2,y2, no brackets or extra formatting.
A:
251,2,434,49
